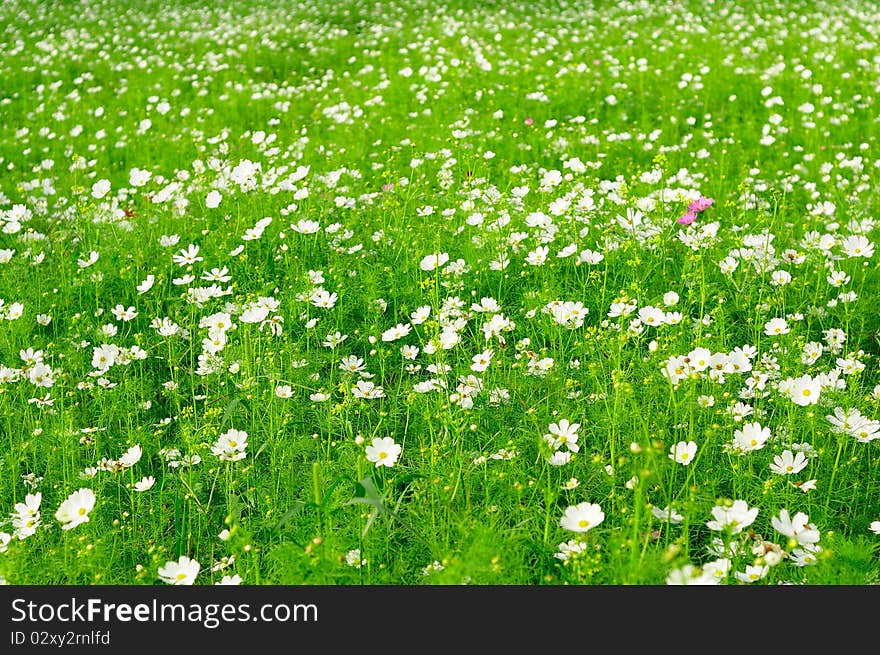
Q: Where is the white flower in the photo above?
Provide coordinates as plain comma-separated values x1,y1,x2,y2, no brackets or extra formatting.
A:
732,421,771,454
702,558,732,581
205,190,222,209
91,179,111,199
790,544,822,567
669,440,697,465
548,451,572,466
158,555,200,585
410,305,431,324
54,488,96,530
172,243,203,266
792,479,818,493
559,502,605,532
365,436,401,468
771,509,820,545
216,574,242,585
91,344,119,371
129,167,152,187
351,380,385,399
470,349,494,372
137,275,155,294
28,363,54,387
211,429,248,462
291,219,321,234
554,539,588,562
545,419,581,453
419,252,450,271
706,500,758,534
651,506,684,524
134,476,155,492
275,385,294,398
784,374,822,406
763,317,789,336
381,323,412,342
840,234,874,258
735,564,769,583
666,564,719,585
118,445,142,468
345,549,366,568
11,492,41,539
525,246,549,266
769,450,808,475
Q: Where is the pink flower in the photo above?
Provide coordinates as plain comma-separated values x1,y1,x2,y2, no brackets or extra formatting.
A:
524,117,534,126
688,196,714,212
677,210,697,225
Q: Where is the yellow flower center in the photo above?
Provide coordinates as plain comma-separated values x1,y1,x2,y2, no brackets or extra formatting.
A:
578,519,590,528
78,507,87,516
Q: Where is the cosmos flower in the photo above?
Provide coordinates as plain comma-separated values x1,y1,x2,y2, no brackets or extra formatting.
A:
651,506,684,524
381,323,412,342
365,436,401,468
782,374,822,406
677,210,697,225
291,219,321,234
419,252,450,271
134,476,156,492
771,509,820,545
666,564,718,585
706,500,758,534
216,574,243,585
554,539,588,562
769,450,808,475
352,380,385,399
732,421,771,454
688,196,714,212
734,564,769,583
117,445,143,468
669,440,697,465
11,492,41,539
129,167,152,187
205,190,222,208
91,179,111,199
763,317,789,336
840,235,874,258
545,419,581,453
55,488,96,530
158,556,201,585
559,502,605,533
211,429,248,462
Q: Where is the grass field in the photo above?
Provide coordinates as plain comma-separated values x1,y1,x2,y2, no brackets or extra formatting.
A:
1,0,879,585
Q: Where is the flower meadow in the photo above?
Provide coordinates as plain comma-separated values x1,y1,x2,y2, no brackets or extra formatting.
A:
1,0,879,586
